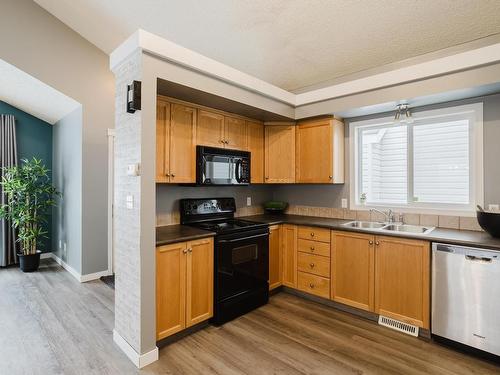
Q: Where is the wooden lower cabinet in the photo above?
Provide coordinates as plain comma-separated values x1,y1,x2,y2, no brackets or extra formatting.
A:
374,236,430,329
281,224,297,288
331,231,375,312
156,242,186,340
186,238,214,327
269,225,282,290
156,237,214,340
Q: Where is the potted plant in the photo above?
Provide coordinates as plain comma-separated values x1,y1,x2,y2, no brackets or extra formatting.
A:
0,158,61,272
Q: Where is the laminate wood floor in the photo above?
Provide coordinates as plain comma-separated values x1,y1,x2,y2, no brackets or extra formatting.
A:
1,260,498,375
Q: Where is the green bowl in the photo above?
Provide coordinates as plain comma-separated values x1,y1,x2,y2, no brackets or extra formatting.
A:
263,201,288,214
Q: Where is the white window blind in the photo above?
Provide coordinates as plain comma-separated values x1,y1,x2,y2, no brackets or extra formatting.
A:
350,103,483,214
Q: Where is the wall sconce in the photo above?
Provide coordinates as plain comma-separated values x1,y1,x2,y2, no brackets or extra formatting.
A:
127,80,141,113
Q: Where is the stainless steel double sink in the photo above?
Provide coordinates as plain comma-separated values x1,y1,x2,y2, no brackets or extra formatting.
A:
343,221,434,235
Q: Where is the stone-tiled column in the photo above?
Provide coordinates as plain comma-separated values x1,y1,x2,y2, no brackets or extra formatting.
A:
111,50,158,368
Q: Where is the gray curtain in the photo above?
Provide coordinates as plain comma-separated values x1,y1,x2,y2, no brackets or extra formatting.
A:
0,114,18,267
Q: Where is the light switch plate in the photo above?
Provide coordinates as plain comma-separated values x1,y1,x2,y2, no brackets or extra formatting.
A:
247,197,252,206
341,198,348,208
126,194,134,209
127,163,140,176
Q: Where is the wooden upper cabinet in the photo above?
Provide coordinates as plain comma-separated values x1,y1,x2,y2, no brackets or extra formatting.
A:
269,225,282,290
197,110,224,148
170,103,197,183
156,101,170,183
331,231,375,312
186,238,214,327
224,116,247,150
156,242,187,340
247,121,264,183
374,236,430,329
282,224,298,288
296,118,344,183
265,124,295,183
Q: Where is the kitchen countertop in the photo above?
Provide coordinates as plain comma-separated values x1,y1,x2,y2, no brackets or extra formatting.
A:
156,225,215,246
155,214,500,250
241,214,500,250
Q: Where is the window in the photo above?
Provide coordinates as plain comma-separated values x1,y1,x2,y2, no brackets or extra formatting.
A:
350,103,483,215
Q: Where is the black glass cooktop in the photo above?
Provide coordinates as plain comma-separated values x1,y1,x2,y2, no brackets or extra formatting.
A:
194,219,265,233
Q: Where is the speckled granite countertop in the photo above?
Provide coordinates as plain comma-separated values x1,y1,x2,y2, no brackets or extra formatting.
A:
241,214,500,250
156,225,215,246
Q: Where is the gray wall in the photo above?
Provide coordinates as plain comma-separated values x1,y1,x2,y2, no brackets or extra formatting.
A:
273,93,500,209
52,107,83,272
0,0,115,275
156,185,274,219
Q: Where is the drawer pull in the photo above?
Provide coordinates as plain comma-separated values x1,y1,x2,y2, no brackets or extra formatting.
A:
309,283,315,289
369,240,373,245
309,263,315,268
310,232,315,237
310,246,315,251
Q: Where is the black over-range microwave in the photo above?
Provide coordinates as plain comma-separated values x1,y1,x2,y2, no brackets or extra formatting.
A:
196,146,250,185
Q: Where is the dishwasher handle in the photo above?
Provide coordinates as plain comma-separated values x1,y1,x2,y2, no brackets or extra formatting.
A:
465,255,493,263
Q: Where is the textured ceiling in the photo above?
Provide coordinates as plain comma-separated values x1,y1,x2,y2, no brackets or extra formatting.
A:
0,59,80,124
35,0,500,91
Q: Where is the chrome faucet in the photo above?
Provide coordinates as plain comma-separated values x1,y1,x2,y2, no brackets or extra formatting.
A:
370,208,397,223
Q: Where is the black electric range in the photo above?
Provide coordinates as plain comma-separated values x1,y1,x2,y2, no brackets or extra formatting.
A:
180,198,269,325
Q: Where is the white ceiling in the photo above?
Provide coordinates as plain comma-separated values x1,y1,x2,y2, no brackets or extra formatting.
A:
35,0,500,91
0,59,80,124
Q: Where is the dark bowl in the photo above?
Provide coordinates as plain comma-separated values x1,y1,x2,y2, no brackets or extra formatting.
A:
477,211,500,238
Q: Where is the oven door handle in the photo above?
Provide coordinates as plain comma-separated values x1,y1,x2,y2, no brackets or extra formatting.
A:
218,233,268,243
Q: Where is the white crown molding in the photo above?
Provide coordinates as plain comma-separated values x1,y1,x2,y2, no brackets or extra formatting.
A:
110,29,500,113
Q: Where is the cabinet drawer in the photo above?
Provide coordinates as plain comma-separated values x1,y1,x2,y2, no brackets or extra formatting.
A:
297,272,330,299
298,226,330,243
297,252,330,278
298,239,330,257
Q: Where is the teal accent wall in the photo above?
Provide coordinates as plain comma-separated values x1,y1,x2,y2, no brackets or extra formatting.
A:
0,101,53,252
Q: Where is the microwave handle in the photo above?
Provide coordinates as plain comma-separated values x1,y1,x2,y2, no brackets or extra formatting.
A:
235,159,242,183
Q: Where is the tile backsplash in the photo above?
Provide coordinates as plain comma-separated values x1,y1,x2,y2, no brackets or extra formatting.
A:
157,202,483,232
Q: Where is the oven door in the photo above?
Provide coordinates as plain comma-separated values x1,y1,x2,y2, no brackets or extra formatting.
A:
216,229,269,302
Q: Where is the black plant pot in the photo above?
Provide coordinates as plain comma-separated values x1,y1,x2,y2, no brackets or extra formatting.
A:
18,250,42,272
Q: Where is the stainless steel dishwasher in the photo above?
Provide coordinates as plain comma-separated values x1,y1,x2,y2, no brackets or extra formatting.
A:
432,242,500,356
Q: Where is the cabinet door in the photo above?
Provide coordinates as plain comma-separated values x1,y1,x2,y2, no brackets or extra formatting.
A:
375,236,430,328
170,104,196,183
197,109,224,148
331,231,375,312
156,101,170,183
269,225,282,290
186,238,214,327
224,116,247,150
156,242,187,340
247,121,264,183
265,125,295,183
296,118,344,183
282,224,297,288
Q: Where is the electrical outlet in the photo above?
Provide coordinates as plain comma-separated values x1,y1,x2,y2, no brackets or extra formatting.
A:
59,240,62,250
246,197,252,206
488,204,499,212
341,198,348,208
63,242,67,254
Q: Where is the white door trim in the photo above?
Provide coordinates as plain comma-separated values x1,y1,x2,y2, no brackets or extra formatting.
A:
107,128,116,275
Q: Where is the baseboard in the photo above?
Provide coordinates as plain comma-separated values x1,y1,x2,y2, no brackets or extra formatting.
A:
113,329,159,368
48,253,111,283
40,253,53,259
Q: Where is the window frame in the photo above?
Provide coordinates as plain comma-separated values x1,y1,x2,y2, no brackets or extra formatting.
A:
349,102,483,217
